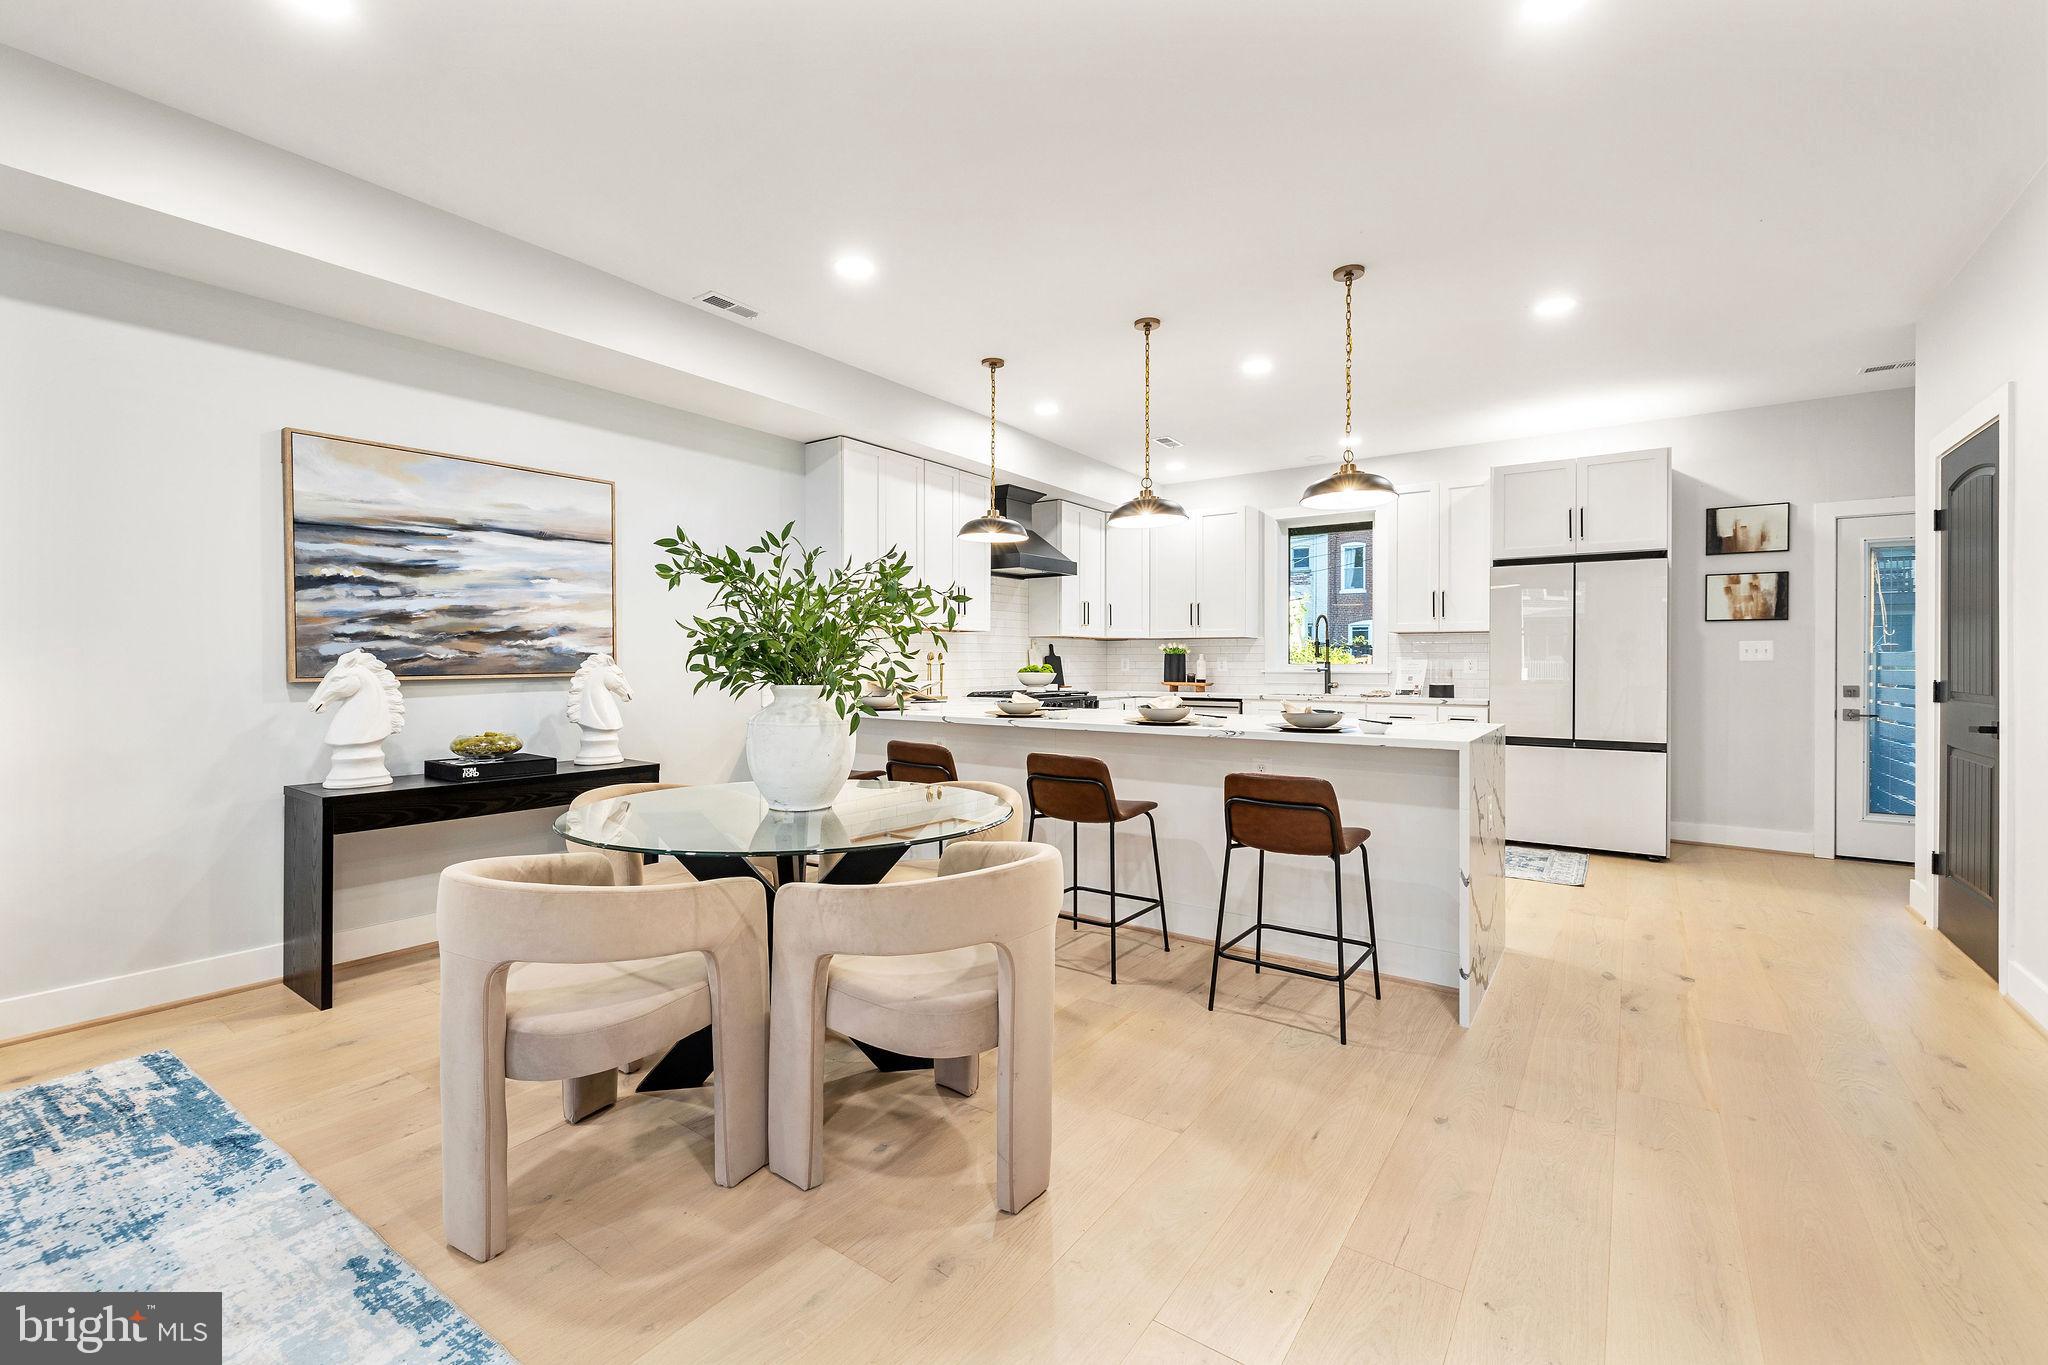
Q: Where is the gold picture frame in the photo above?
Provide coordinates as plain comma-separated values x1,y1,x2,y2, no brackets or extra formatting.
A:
283,429,617,683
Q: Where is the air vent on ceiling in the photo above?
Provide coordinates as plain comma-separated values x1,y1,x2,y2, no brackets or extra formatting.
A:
1861,359,1916,375
1152,435,1184,449
694,290,760,320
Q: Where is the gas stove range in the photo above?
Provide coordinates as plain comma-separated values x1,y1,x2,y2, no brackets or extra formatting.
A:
965,689,1101,709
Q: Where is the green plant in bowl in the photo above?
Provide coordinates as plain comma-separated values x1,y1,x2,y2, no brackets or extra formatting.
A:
450,731,523,760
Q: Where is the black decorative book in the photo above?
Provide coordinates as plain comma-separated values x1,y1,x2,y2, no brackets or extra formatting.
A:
424,752,559,783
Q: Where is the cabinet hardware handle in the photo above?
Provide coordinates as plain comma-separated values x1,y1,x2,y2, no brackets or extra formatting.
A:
1971,724,2000,735
1566,508,1573,539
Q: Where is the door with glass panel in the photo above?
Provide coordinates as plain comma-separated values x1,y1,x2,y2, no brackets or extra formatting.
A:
1833,512,1915,861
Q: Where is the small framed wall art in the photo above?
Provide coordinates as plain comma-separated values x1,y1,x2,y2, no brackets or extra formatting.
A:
1705,571,1790,621
1704,501,1790,555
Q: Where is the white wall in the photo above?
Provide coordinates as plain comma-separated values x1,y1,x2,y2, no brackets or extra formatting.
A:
1163,388,1917,850
0,234,804,1036
1913,163,2048,1025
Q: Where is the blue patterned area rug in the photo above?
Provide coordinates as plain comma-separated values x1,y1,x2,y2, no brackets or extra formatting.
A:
1,1051,510,1364
1505,846,1590,886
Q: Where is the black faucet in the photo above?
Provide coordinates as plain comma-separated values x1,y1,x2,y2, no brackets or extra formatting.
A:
1313,612,1334,695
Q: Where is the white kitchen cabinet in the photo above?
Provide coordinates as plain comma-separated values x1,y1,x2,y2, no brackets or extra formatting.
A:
1102,522,1150,637
1392,480,1490,633
1574,449,1670,554
1028,501,1107,636
1148,507,1261,637
799,436,989,632
1490,449,1670,560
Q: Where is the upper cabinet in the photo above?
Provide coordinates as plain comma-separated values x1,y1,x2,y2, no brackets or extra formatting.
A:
1489,449,1670,561
1102,520,1150,638
1147,507,1263,638
1027,501,1108,637
1392,479,1490,632
801,437,991,632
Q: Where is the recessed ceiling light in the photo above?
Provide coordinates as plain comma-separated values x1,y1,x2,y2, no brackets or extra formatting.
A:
284,0,356,20
832,254,877,283
1240,355,1274,377
1531,294,1580,320
1032,399,1060,417
1519,0,1588,24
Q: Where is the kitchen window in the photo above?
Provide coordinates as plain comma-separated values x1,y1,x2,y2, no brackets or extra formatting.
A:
1284,520,1374,665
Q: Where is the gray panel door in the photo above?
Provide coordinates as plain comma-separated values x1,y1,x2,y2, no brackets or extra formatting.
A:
1938,422,1999,978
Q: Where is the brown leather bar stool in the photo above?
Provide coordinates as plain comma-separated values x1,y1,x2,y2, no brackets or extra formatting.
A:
1207,772,1379,1043
848,768,886,781
1024,753,1169,984
886,740,958,785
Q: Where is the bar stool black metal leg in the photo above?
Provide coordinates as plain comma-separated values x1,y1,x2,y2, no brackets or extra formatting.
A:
1145,811,1170,951
1107,824,1120,985
1332,854,1348,1045
1361,845,1381,999
1070,821,1080,925
1207,843,1234,1012
1254,849,1266,974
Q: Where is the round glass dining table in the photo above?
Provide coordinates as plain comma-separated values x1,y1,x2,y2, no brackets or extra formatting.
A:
553,778,1013,1091
554,777,1012,891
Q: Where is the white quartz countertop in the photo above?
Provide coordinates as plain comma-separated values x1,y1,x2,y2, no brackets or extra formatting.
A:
867,702,1504,751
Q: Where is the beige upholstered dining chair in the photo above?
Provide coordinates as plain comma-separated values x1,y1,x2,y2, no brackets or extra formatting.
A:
436,852,769,1262
768,840,1063,1214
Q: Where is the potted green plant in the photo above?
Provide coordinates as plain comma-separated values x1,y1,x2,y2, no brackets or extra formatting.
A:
1016,662,1056,691
656,522,961,810
1159,641,1189,685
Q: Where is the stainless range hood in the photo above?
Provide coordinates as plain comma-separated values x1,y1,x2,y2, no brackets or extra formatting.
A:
987,485,1077,578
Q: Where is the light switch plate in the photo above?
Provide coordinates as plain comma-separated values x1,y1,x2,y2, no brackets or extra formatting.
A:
1739,639,1774,662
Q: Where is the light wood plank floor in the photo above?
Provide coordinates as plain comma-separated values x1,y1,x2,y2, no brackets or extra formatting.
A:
8,845,2048,1363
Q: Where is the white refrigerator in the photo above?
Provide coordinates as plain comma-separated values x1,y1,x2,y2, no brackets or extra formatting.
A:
1489,557,1670,857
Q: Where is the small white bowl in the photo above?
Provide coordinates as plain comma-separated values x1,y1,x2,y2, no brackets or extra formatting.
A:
1016,671,1054,690
996,698,1044,716
1139,703,1191,723
1281,708,1344,730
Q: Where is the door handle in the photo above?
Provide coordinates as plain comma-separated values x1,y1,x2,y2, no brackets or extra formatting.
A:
1971,724,2000,735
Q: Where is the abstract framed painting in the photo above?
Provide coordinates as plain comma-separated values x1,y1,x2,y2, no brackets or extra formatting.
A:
284,430,615,682
1704,571,1790,621
1704,501,1791,554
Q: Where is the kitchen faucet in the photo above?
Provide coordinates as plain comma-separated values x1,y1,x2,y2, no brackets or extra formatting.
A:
1313,612,1334,695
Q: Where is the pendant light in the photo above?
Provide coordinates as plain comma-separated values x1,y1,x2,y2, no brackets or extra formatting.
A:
1299,264,1397,510
957,356,1030,543
1108,317,1189,528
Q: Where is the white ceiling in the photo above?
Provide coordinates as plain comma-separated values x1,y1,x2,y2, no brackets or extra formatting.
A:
2,1,2042,482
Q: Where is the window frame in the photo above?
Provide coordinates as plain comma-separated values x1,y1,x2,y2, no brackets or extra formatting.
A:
1339,541,1368,594
1267,512,1390,677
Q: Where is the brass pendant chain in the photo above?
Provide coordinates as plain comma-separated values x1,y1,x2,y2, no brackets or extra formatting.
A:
986,360,1000,512
1343,271,1357,471
1141,321,1154,490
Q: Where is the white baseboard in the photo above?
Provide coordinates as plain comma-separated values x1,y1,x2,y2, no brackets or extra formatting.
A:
1907,877,1934,925
1670,821,1813,855
2006,959,2048,1035
0,914,439,1043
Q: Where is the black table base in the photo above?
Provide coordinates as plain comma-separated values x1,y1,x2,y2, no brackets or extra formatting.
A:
637,842,932,1093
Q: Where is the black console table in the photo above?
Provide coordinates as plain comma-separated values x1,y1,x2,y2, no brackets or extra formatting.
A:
283,758,659,1009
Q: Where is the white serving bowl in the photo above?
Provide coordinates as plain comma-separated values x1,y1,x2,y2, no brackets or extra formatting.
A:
1139,703,1191,723
1016,671,1054,690
1281,708,1344,730
996,698,1044,716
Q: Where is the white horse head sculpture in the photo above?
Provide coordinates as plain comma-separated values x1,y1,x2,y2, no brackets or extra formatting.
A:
309,649,406,746
567,652,632,733
568,652,631,765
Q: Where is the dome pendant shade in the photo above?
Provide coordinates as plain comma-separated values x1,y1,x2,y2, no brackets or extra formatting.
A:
959,355,1028,543
1299,457,1397,510
958,510,1030,543
1107,485,1189,527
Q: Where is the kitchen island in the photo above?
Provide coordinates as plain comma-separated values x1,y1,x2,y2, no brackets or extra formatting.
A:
855,704,1506,1026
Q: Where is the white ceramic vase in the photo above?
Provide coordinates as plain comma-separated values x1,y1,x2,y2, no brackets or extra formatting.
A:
746,684,854,811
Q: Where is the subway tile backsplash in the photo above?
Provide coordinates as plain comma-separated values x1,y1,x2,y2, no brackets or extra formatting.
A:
927,578,1487,698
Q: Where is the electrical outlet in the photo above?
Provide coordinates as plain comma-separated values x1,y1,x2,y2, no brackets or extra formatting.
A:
1121,657,1133,673
1460,658,1480,677
1739,640,1774,662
